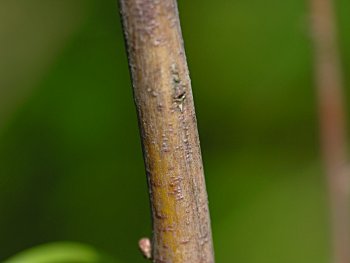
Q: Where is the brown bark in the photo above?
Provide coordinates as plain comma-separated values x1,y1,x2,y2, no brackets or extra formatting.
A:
310,0,350,262
119,1,215,262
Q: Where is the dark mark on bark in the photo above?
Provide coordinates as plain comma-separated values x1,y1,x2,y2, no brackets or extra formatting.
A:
171,63,186,111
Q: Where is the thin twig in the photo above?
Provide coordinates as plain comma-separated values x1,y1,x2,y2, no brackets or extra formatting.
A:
119,1,215,262
310,0,350,262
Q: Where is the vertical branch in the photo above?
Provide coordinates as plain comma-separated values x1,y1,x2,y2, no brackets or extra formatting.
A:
119,1,215,262
310,0,350,262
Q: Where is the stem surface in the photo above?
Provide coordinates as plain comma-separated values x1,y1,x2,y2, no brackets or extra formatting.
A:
119,1,215,262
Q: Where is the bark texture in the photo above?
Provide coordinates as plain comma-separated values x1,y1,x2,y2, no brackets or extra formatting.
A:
310,0,350,262
119,1,215,262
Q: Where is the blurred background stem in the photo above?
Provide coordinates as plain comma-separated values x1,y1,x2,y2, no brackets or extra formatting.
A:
310,0,350,262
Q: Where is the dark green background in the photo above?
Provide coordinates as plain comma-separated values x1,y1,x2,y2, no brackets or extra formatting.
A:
1,0,349,262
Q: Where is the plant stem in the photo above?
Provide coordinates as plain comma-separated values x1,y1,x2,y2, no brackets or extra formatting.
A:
119,1,215,262
310,0,350,262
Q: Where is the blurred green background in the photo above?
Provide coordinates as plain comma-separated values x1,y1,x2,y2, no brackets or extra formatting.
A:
1,0,350,262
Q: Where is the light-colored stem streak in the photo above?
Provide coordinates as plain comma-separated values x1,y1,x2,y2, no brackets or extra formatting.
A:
310,0,350,262
119,1,215,262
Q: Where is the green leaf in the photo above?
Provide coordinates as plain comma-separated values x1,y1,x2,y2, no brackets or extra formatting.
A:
3,242,117,263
